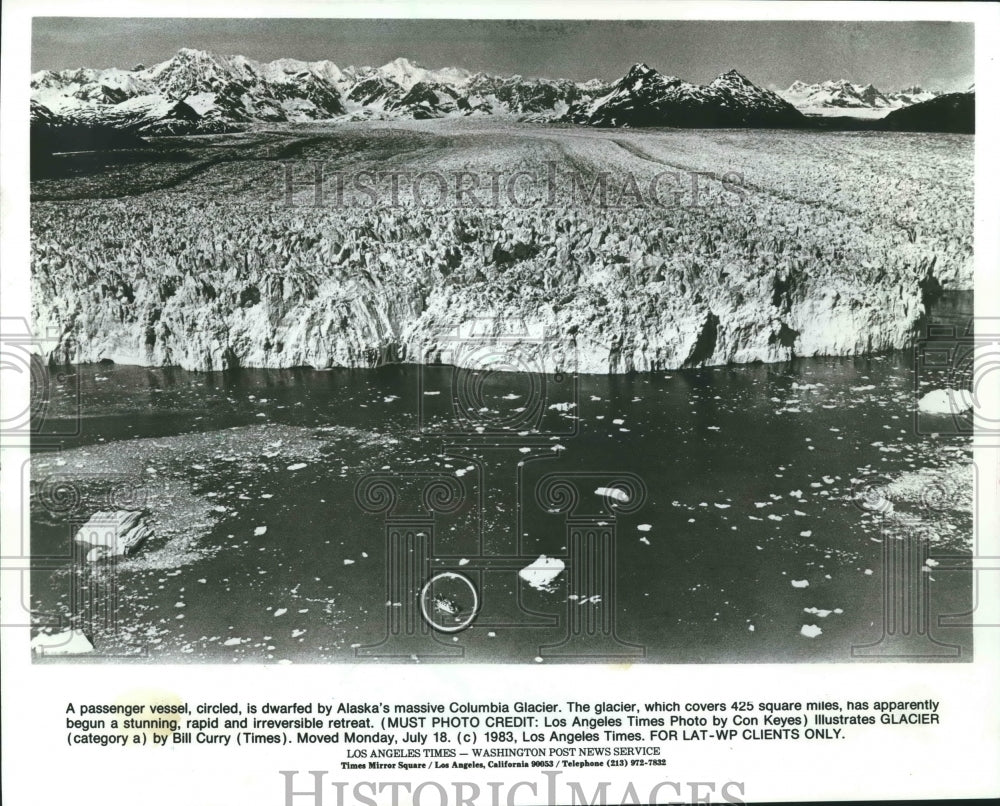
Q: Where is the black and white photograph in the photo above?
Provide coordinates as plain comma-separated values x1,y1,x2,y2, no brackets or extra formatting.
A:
2,2,998,804
23,14,979,665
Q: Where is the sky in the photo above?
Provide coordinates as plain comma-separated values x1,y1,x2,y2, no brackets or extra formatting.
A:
31,18,974,92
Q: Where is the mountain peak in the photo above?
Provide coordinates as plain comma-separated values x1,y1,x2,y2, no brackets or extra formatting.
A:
383,56,421,70
174,47,212,60
627,63,657,76
714,68,752,84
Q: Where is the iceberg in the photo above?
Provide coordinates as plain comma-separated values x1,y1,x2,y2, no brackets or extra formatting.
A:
518,555,565,591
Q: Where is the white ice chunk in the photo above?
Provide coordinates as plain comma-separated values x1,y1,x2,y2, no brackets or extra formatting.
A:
519,555,565,591
918,388,973,414
31,629,94,656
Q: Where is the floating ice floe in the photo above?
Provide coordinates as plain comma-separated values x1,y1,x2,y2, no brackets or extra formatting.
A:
637,524,652,532
343,559,355,566
503,393,521,400
858,490,895,515
74,510,152,561
223,637,243,646
254,526,268,536
714,503,730,509
640,537,650,545
273,608,287,617
595,486,630,503
31,629,94,656
287,463,308,471
918,388,974,414
803,607,832,618
519,555,565,591
548,402,575,411
791,579,809,588
800,624,823,638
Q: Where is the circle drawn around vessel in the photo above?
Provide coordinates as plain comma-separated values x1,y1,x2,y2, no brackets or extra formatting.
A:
420,572,479,633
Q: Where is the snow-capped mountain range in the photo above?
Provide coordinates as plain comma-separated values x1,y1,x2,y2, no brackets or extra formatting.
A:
778,79,941,118
31,48,611,133
565,64,803,127
30,48,969,138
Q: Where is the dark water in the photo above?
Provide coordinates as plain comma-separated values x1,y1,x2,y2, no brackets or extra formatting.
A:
31,293,974,663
